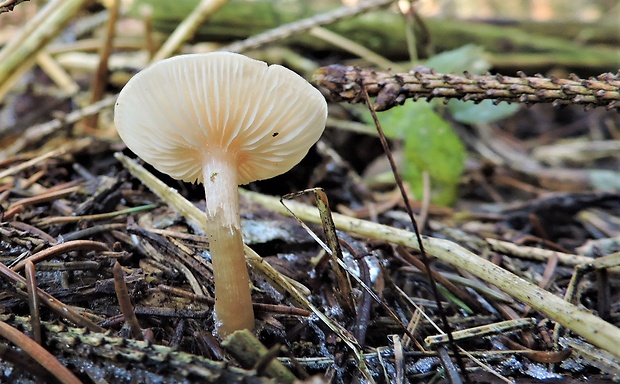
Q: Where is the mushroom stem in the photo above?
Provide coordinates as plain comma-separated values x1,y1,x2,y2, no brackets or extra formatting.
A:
202,149,254,336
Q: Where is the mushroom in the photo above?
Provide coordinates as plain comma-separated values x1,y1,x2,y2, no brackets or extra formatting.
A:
114,52,327,336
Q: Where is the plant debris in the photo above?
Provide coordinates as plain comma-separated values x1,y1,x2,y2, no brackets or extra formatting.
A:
1,0,619,383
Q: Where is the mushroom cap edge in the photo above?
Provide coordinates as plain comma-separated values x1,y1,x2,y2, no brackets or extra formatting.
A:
114,52,328,185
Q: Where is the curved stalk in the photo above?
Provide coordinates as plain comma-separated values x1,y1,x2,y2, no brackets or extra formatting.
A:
202,150,254,336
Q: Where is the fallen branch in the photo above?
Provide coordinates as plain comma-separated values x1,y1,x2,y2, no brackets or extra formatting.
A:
313,65,620,111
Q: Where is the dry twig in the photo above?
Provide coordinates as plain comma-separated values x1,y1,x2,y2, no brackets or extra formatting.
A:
0,0,28,14
24,261,42,345
82,0,121,129
0,320,82,384
314,65,620,111
113,262,144,340
0,262,104,332
0,0,89,89
152,0,229,62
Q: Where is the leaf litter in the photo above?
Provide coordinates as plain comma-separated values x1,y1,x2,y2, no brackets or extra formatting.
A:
1,1,620,383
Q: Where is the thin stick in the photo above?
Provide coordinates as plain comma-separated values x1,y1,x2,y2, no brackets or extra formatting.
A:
222,0,397,53
0,145,74,180
11,240,110,272
36,52,80,95
158,284,311,316
151,0,229,62
4,186,82,221
24,261,42,345
140,4,157,60
2,98,115,157
487,238,593,266
360,84,469,382
82,0,121,130
0,0,58,61
0,0,89,87
113,262,144,340
418,171,431,231
9,221,57,244
309,26,401,70
397,246,483,313
0,320,82,384
4,182,80,217
0,0,29,14
402,0,419,65
34,204,157,225
0,262,104,332
0,52,37,101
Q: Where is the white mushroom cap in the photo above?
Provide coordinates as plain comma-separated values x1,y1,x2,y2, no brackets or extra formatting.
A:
114,52,327,185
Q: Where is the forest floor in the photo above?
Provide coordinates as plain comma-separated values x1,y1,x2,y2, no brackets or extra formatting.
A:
0,1,619,383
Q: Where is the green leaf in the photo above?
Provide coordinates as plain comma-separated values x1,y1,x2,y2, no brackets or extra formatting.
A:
373,101,466,206
447,99,520,124
361,101,428,139
425,44,490,74
359,44,516,204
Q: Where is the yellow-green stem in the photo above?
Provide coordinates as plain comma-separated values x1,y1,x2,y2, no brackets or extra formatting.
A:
203,150,254,336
